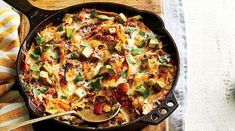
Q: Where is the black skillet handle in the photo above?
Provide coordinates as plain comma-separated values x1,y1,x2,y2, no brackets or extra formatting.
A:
140,91,178,125
3,0,56,30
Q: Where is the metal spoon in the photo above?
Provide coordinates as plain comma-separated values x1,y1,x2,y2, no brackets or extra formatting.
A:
0,104,121,131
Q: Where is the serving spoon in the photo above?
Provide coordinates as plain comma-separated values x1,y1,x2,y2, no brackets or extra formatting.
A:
0,104,121,131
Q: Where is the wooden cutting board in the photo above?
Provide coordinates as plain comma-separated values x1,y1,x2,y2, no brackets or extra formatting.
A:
19,0,168,131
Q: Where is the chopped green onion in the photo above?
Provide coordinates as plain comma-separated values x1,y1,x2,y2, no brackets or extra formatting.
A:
70,52,79,59
90,76,103,91
51,50,59,60
35,46,42,55
74,72,84,83
33,87,47,97
121,70,128,78
30,52,40,59
61,95,67,99
43,44,51,50
128,54,137,64
58,24,63,31
33,88,41,96
91,9,97,18
96,15,113,20
126,46,133,51
157,55,170,64
139,30,146,36
30,65,40,72
42,63,52,74
35,36,46,45
115,41,122,52
66,27,75,38
137,84,151,98
39,71,49,78
80,41,88,47
131,48,143,56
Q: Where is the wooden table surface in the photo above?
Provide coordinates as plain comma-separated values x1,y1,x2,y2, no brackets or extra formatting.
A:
18,0,168,131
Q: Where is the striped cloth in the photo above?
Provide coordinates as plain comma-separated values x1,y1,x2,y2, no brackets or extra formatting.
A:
0,9,33,131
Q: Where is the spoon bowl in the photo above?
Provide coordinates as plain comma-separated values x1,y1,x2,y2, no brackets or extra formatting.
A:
0,103,121,131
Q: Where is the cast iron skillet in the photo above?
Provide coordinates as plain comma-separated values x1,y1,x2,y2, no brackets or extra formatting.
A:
3,0,180,130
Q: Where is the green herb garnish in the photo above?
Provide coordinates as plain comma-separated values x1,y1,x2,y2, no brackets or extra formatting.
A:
35,36,46,45
80,41,88,47
58,24,63,31
157,55,170,64
96,15,112,20
70,52,79,59
115,41,122,52
66,27,75,38
30,52,40,59
137,84,151,98
121,70,128,78
33,88,41,96
91,9,97,18
61,95,67,99
131,48,143,56
30,65,40,72
74,72,84,83
90,76,103,91
128,54,137,64
139,30,146,36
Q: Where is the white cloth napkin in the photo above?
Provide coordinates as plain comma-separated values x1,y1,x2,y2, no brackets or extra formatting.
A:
163,0,187,131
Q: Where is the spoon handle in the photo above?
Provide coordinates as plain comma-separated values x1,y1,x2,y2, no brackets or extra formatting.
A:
0,110,75,131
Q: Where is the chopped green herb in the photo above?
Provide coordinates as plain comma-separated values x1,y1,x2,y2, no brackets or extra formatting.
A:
125,27,135,34
66,27,75,38
30,65,40,72
61,95,67,99
131,48,143,56
42,63,52,74
106,65,115,76
70,52,79,59
160,63,172,67
126,46,133,51
39,71,49,78
35,46,42,55
30,52,40,59
137,84,151,98
115,41,122,52
80,41,88,47
121,70,128,78
139,30,146,36
96,15,113,20
43,44,51,50
33,88,41,96
149,38,160,48
58,24,63,31
33,87,47,97
90,76,103,91
74,72,84,83
51,50,60,60
91,9,97,18
157,55,170,64
128,54,137,64
35,36,46,45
